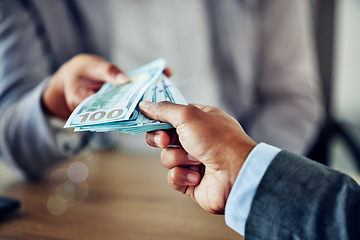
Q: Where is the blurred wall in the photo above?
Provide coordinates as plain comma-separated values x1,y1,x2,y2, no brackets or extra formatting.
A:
334,0,360,124
330,0,360,176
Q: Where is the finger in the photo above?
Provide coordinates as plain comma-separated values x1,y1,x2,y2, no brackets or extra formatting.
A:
188,164,203,174
68,92,93,112
139,101,201,128
146,130,170,148
160,148,201,169
66,77,105,111
70,54,130,85
163,68,173,78
80,77,106,91
146,129,180,148
167,167,201,193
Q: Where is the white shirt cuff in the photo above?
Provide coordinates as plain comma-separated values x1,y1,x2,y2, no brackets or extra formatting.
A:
224,143,281,236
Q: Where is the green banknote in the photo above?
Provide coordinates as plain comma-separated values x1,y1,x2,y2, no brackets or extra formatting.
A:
64,58,187,134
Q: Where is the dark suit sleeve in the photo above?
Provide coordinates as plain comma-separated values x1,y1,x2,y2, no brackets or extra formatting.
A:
245,151,360,239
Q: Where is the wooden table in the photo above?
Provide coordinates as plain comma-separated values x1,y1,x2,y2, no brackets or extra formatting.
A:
0,149,242,240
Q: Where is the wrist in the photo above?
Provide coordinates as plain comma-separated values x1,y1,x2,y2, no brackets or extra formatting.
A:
229,138,257,189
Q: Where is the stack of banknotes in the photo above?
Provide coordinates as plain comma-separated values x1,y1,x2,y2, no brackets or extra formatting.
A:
64,58,187,134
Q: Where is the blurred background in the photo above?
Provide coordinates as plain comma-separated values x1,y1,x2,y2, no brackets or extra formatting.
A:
0,1,359,239
0,0,359,179
312,0,360,179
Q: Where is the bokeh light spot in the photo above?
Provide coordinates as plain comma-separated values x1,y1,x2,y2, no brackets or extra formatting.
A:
67,161,89,183
47,195,67,215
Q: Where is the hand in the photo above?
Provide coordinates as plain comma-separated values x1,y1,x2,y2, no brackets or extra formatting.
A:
42,54,129,119
139,101,257,214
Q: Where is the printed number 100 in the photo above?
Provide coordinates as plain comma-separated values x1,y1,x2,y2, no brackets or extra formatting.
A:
79,109,123,122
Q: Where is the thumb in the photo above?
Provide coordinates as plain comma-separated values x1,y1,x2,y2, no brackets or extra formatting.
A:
139,101,197,128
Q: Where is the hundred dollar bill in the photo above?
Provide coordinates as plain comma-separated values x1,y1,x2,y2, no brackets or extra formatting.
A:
116,75,187,134
65,58,188,134
73,74,187,134
64,58,166,129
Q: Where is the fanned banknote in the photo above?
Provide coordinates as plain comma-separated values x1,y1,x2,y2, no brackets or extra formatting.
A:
64,58,187,134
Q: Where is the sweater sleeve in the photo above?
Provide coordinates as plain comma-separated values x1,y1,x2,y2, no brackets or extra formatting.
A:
0,1,90,179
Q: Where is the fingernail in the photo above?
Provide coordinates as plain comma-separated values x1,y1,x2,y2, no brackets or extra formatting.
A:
187,154,198,162
163,68,174,77
187,173,198,183
115,73,130,84
139,101,153,110
154,134,161,146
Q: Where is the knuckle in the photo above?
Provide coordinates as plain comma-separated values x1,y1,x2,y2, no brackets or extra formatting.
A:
157,101,171,108
154,101,171,120
208,106,220,112
179,105,198,121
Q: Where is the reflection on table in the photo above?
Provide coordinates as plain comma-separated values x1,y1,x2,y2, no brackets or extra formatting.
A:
0,149,241,240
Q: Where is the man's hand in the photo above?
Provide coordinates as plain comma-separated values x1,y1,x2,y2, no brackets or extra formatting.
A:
42,54,129,119
139,101,257,214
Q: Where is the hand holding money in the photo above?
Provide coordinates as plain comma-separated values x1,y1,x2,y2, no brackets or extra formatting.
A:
42,54,129,119
140,101,257,215
64,58,187,134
